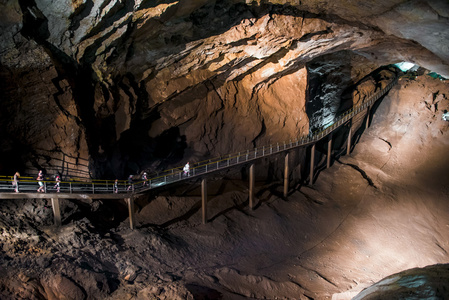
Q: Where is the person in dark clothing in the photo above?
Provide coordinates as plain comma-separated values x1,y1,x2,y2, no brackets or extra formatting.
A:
127,175,133,191
142,172,148,186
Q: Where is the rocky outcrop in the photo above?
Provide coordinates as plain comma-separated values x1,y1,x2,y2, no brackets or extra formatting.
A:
0,0,447,179
354,264,449,299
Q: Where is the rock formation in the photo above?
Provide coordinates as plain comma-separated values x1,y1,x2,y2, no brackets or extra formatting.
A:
1,0,448,179
1,1,449,298
0,73,448,299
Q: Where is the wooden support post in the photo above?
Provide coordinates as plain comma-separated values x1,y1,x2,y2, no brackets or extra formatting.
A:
283,153,289,197
201,178,207,224
366,107,370,129
126,197,135,230
249,164,255,210
51,198,61,227
347,127,352,155
327,133,332,169
310,144,315,184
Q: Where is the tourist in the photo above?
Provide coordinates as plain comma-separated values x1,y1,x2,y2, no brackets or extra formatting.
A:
37,170,45,193
114,179,119,193
142,172,148,186
127,175,133,191
53,175,61,193
12,172,20,193
183,162,190,177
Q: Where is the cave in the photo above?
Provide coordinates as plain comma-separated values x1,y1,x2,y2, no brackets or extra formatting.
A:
0,0,449,299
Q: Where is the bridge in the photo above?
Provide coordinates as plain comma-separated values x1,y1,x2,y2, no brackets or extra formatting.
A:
0,73,399,229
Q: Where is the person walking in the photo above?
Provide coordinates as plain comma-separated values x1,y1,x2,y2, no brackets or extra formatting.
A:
53,175,61,193
12,172,20,193
37,170,45,193
127,175,133,191
113,179,119,193
142,172,148,186
183,162,190,177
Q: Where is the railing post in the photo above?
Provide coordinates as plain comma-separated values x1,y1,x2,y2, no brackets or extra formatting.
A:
92,183,95,194
44,182,47,193
69,182,72,193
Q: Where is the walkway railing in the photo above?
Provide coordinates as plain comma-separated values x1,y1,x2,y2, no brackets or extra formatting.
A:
134,74,398,193
0,75,397,195
0,176,130,194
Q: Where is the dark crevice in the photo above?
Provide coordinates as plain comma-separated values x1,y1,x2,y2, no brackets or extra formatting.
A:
378,137,392,150
336,159,378,189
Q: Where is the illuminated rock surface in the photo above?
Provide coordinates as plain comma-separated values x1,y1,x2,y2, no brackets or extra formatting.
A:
0,74,448,299
0,1,449,299
0,0,448,177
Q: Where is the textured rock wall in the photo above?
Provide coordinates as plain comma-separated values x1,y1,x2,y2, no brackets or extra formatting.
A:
0,0,447,178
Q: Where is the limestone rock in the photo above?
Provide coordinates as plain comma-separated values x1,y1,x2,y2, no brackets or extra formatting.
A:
0,0,447,179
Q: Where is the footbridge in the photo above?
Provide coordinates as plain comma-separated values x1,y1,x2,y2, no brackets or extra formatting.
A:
0,74,398,229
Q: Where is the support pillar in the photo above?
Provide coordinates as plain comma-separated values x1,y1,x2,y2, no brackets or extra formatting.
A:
249,164,255,210
310,144,315,184
283,153,289,197
51,198,61,227
347,127,352,155
126,197,135,230
201,178,207,224
327,134,332,169
365,107,370,129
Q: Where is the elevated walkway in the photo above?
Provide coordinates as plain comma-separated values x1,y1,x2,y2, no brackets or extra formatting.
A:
0,73,399,229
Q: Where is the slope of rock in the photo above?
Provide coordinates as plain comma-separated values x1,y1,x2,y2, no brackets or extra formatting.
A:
0,74,448,299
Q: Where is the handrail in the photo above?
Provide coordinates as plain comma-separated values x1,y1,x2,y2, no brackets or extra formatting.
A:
0,74,398,195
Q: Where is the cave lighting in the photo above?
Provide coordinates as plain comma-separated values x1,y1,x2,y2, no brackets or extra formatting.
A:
394,62,418,72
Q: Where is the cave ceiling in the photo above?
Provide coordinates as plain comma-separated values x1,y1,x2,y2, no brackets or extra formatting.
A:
0,0,448,177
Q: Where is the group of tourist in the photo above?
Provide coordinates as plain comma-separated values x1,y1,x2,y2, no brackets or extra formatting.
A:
10,163,191,194
11,170,60,193
113,172,149,193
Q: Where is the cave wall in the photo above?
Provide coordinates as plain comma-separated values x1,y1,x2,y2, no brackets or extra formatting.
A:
0,0,448,179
